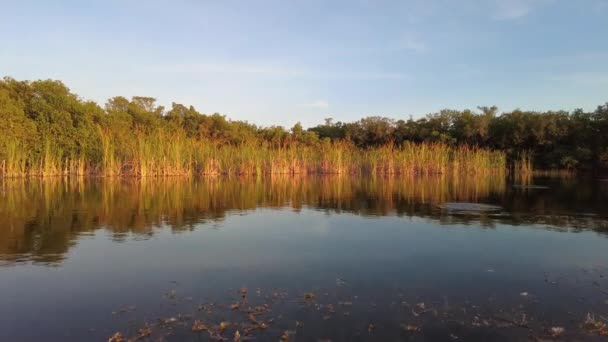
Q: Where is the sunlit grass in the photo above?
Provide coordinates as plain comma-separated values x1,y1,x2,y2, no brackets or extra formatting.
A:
1,125,508,178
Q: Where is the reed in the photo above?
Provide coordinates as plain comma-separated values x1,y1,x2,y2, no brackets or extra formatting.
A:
34,138,63,177
514,151,533,176
99,126,122,176
1,140,28,177
0,125,508,178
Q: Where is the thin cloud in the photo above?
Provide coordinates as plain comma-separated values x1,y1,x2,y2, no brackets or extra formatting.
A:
146,63,405,80
393,32,427,53
492,0,551,20
298,100,329,109
526,51,608,65
148,63,304,76
550,72,608,85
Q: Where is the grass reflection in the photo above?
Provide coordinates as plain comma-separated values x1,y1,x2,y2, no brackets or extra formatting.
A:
0,175,606,265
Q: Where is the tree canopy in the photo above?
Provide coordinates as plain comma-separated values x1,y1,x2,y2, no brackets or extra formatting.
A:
1,77,607,174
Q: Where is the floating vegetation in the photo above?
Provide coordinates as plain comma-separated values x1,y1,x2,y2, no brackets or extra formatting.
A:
192,320,209,332
107,332,125,342
401,323,421,333
280,330,292,341
103,271,608,342
303,292,316,301
548,326,565,338
437,202,502,214
582,313,608,336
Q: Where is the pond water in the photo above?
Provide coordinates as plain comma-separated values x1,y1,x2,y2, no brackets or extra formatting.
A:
1,175,608,341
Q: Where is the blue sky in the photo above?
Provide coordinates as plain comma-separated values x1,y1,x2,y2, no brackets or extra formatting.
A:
1,0,607,127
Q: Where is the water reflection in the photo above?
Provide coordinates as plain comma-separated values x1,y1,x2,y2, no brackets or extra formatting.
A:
1,175,607,265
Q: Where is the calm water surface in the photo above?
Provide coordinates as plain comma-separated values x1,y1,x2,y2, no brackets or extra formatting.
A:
1,176,608,341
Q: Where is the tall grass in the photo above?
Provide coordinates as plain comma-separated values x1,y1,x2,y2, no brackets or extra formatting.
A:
1,126,508,178
1,140,28,177
99,126,121,176
514,151,533,176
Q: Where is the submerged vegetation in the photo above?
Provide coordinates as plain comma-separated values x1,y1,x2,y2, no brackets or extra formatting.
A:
0,77,607,177
104,278,608,341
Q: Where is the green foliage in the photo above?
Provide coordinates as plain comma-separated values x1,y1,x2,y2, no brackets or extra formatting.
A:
0,77,605,177
310,104,608,171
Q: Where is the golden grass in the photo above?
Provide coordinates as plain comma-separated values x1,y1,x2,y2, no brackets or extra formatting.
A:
1,126,507,178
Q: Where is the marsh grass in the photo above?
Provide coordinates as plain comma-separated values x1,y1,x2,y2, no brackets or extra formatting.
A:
1,140,28,177
514,151,533,176
1,126,507,178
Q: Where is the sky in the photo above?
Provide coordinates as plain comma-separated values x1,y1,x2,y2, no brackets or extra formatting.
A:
1,0,607,127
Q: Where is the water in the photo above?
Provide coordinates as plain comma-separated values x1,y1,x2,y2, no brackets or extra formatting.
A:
1,176,608,341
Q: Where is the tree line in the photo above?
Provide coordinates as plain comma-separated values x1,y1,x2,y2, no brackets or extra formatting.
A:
310,105,608,171
0,77,606,176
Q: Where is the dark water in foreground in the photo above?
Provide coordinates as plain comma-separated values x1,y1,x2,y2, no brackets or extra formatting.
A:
1,176,608,341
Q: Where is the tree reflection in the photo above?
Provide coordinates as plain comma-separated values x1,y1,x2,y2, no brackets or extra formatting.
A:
1,175,606,265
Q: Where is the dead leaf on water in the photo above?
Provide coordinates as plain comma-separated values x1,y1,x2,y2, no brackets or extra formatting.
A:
209,331,229,341
401,324,421,333
304,293,315,301
230,303,240,311
192,320,209,332
162,317,178,325
250,304,269,314
108,332,125,342
548,326,565,338
132,325,152,340
219,321,231,332
583,313,608,336
234,330,241,342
